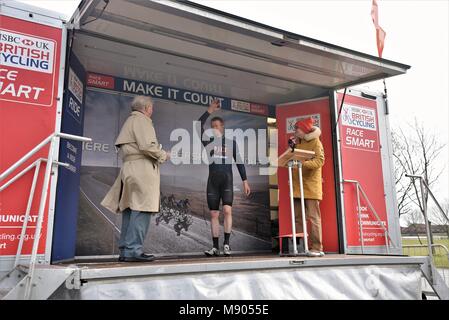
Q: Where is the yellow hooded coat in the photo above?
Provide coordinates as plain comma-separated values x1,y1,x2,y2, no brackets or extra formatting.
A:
292,127,325,200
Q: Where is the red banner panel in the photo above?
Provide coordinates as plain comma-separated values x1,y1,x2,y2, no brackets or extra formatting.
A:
276,98,339,253
338,93,388,247
0,15,62,256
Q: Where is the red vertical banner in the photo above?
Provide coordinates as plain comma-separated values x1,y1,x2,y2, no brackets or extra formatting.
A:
0,15,62,256
337,93,388,247
276,98,339,252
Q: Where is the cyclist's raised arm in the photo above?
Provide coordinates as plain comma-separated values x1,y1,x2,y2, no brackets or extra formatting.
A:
198,99,220,147
198,111,211,147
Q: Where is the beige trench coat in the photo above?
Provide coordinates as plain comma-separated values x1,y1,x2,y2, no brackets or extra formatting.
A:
101,111,167,214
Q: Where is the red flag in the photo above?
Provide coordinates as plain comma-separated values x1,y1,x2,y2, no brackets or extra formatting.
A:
371,0,386,58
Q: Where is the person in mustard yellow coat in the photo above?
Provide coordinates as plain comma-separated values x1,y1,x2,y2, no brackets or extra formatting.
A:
101,95,170,262
291,117,325,257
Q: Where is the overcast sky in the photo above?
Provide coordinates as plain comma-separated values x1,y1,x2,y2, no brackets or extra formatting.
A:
16,0,449,205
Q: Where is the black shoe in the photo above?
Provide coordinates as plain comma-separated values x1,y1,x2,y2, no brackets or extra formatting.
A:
118,256,125,262
123,253,155,262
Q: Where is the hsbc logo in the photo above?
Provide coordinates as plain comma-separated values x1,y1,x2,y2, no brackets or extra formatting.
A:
0,33,51,50
21,39,34,46
24,38,50,50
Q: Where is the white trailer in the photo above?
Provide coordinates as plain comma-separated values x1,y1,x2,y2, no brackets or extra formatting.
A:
0,0,447,299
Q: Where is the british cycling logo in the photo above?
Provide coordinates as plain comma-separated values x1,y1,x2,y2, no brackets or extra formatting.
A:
0,30,55,74
341,104,377,131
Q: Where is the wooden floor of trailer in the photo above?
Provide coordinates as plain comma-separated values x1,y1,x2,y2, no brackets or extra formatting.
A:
62,253,403,266
57,253,428,276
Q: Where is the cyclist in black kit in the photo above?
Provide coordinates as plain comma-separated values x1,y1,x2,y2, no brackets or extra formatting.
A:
199,99,251,256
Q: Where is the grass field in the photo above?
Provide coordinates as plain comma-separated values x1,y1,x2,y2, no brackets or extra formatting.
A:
402,237,449,268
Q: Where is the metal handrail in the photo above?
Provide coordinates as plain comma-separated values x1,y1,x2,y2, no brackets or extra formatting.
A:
405,174,448,285
403,243,449,256
0,132,89,183
343,179,394,254
403,244,449,284
1,156,53,275
405,174,449,224
0,132,91,299
0,158,69,192
0,158,69,268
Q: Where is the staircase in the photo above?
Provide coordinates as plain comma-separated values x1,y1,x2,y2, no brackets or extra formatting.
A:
0,132,91,300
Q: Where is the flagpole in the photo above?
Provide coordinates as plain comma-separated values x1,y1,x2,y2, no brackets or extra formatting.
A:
382,78,389,115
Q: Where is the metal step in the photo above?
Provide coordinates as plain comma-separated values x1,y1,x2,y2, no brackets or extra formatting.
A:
0,266,27,299
420,258,449,300
1,265,75,300
422,291,438,300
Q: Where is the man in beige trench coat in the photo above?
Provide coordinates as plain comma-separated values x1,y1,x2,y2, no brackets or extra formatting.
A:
101,95,169,262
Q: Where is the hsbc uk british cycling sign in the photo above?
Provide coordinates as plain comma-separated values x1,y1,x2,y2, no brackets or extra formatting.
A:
340,103,379,152
0,27,57,106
